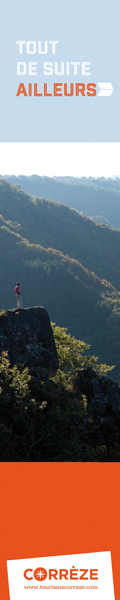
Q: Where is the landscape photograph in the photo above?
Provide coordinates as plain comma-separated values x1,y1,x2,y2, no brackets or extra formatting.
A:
0,142,120,462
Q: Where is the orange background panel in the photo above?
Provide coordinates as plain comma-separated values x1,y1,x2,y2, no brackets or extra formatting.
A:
0,463,119,599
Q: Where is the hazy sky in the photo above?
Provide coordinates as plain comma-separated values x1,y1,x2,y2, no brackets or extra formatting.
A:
0,142,120,178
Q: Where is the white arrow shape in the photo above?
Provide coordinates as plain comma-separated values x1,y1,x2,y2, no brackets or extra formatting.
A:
97,83,113,96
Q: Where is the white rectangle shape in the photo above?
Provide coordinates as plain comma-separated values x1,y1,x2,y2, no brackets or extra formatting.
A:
7,552,115,600
98,90,113,96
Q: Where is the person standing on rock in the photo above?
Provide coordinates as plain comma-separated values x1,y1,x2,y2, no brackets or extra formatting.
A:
14,282,22,309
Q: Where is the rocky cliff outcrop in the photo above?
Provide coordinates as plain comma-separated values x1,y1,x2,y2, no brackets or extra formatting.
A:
73,366,120,416
0,307,59,373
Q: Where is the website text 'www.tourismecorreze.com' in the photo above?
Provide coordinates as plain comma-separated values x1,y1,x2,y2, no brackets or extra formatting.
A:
24,585,98,590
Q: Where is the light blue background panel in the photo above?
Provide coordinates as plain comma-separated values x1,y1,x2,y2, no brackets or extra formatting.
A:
0,0,120,141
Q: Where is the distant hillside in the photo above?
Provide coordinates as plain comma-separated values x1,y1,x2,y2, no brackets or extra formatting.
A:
88,215,118,229
0,179,120,291
2,174,120,228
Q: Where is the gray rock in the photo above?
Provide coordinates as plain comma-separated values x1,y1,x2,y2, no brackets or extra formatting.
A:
0,307,59,374
73,367,120,416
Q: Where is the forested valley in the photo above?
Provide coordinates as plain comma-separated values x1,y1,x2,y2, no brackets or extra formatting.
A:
1,177,120,460
0,178,120,380
3,173,120,228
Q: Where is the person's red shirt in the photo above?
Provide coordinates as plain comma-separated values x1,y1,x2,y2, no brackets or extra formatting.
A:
14,285,20,295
